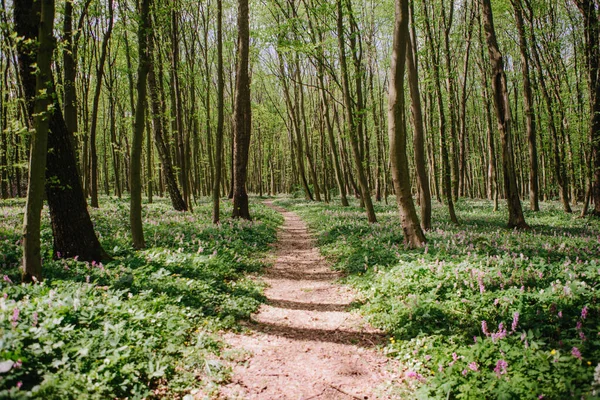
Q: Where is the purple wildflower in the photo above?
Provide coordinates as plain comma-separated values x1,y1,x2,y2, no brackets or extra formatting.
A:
468,362,478,372
558,311,563,318
11,308,19,328
482,320,489,336
16,382,22,390
511,312,520,332
571,347,582,360
32,312,38,327
462,369,468,376
3,275,12,284
582,305,589,320
494,359,508,377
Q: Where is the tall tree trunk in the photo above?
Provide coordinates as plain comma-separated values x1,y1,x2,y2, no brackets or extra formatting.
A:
15,0,109,263
574,0,600,215
22,0,54,282
389,0,426,248
232,0,251,219
481,0,529,229
130,0,151,249
213,0,225,223
337,0,376,223
423,0,458,223
89,0,114,208
512,0,539,211
407,2,432,230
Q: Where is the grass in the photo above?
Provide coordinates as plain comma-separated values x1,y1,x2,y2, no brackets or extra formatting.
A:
274,196,600,400
0,196,282,399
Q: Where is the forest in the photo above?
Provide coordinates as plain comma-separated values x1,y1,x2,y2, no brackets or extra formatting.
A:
1,0,600,398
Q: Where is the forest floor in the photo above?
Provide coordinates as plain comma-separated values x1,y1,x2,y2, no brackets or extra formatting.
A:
217,201,398,399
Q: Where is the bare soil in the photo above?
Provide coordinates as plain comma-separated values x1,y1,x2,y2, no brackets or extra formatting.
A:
217,201,398,399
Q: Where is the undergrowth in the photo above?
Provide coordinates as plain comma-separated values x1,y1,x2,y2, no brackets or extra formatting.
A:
0,196,281,399
275,197,600,400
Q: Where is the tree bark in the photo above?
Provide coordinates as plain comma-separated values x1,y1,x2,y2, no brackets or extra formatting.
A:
512,0,539,211
232,0,252,219
130,0,151,249
388,0,426,248
337,0,376,223
15,0,109,263
574,0,600,215
213,0,225,223
22,0,54,283
481,0,529,229
148,25,187,211
89,0,114,208
406,3,432,230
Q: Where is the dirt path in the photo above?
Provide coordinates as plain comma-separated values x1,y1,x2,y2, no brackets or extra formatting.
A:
218,202,397,399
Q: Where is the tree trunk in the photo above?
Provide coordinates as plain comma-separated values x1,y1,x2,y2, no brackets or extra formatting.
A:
512,0,539,211
337,0,376,223
423,0,458,223
130,0,151,249
232,0,251,219
22,0,54,282
388,0,426,248
481,0,529,229
89,0,114,208
574,0,600,215
15,0,109,263
213,0,225,224
406,3,432,230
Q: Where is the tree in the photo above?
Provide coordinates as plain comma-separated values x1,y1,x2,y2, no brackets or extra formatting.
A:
213,0,225,223
511,0,539,212
130,0,151,249
337,0,376,223
15,0,108,262
388,0,426,248
22,0,54,282
232,0,252,219
574,0,600,215
480,0,529,229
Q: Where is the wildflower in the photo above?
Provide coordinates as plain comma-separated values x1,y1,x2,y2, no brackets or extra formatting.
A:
468,362,478,372
425,355,432,362
582,305,589,320
3,275,12,284
494,359,508,377
482,320,489,336
11,308,19,328
558,311,563,318
14,360,22,369
550,349,556,355
16,382,22,390
572,347,583,360
32,312,38,327
511,312,519,332
577,321,583,330
462,369,468,376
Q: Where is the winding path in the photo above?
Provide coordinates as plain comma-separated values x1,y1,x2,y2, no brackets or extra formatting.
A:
219,201,397,399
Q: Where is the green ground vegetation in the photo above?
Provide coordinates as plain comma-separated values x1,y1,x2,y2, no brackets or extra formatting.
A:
0,197,281,399
275,197,600,400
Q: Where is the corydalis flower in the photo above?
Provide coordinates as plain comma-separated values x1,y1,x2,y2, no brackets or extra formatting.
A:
468,362,479,372
494,359,508,377
511,312,520,332
482,320,489,336
572,347,583,360
11,307,19,328
582,305,589,320
3,275,12,284
32,312,38,327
